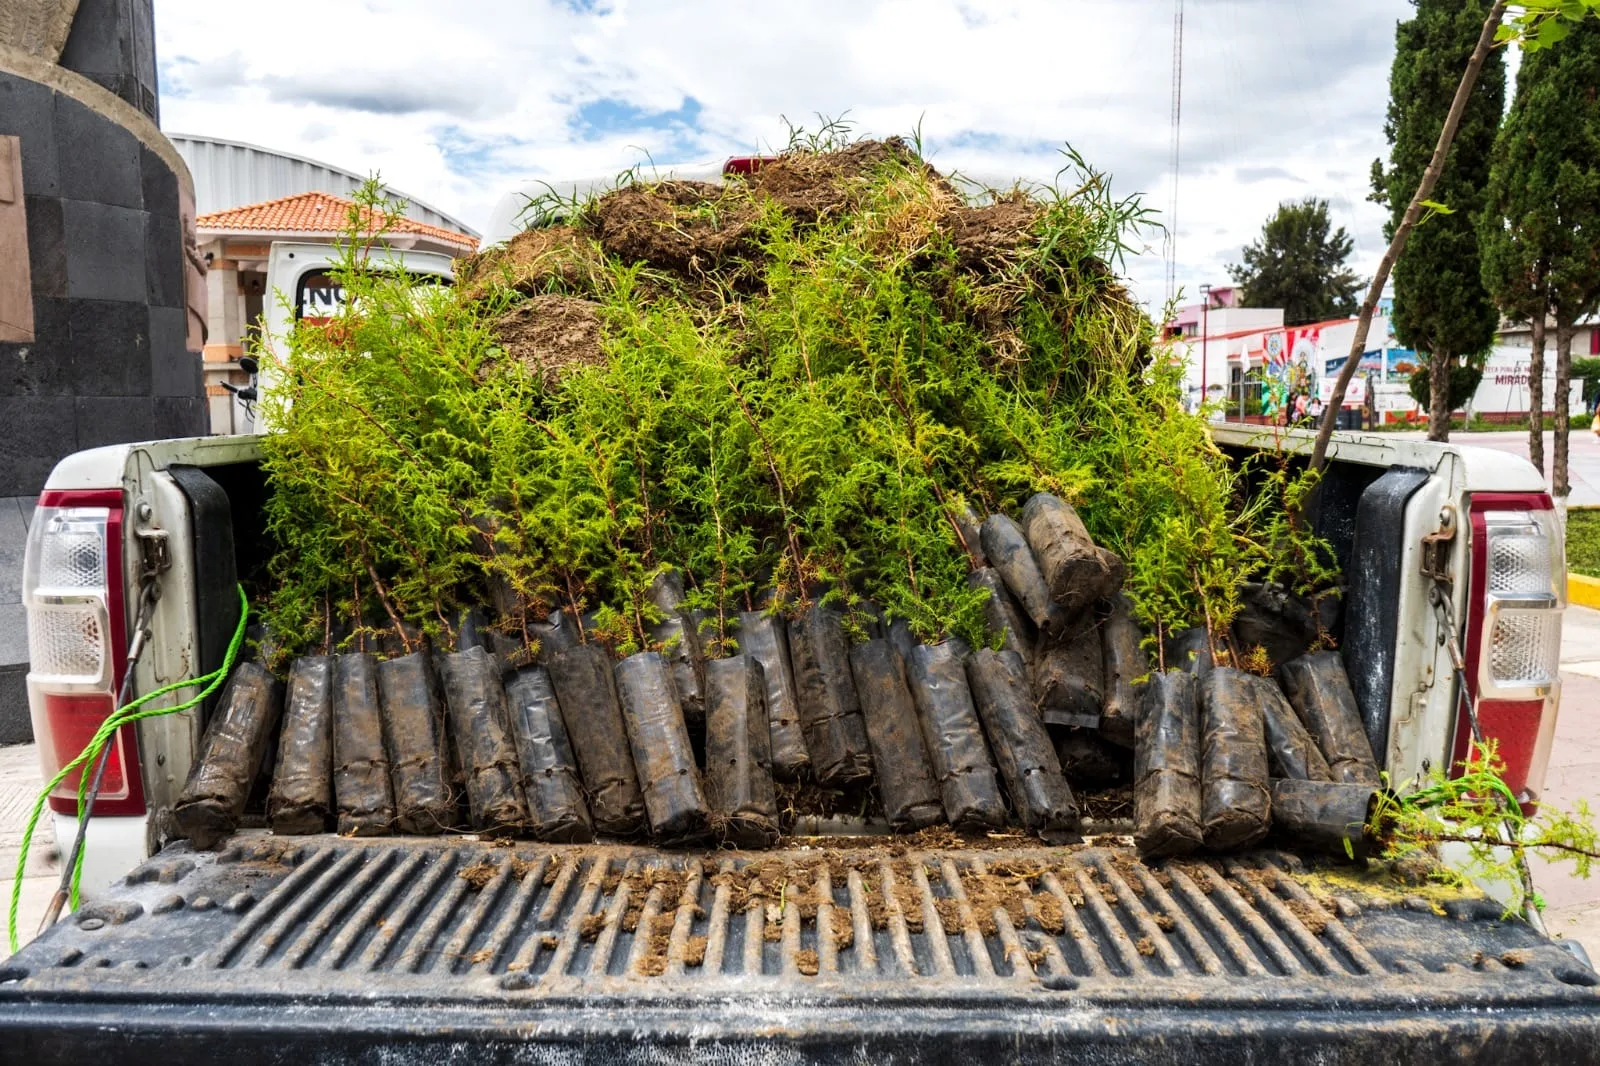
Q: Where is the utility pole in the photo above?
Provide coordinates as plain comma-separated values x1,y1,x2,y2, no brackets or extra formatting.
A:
1165,0,1184,306
1199,282,1210,415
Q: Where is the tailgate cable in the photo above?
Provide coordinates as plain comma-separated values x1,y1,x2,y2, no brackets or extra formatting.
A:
8,584,250,954
1427,579,1547,934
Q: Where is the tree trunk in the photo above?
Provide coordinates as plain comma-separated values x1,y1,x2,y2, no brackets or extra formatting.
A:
1554,322,1573,498
1529,312,1547,476
1310,0,1508,473
1428,348,1453,442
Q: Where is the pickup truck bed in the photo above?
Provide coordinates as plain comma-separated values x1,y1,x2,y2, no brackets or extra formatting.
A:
4,834,1599,1064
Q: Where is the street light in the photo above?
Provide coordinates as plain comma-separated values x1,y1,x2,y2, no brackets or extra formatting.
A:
1199,283,1211,415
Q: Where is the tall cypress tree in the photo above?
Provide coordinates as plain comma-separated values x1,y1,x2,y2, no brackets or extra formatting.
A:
1537,19,1600,500
1480,47,1558,472
1373,0,1506,441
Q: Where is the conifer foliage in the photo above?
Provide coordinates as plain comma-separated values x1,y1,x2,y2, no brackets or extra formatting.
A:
258,132,1320,661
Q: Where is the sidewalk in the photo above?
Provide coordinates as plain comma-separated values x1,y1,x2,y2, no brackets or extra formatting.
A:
1532,603,1600,957
0,743,56,955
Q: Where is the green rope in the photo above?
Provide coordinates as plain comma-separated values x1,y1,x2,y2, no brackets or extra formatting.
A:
8,584,250,954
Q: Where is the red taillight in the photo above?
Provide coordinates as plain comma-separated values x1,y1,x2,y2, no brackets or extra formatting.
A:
723,155,778,176
24,488,146,817
41,694,127,800
1454,493,1565,813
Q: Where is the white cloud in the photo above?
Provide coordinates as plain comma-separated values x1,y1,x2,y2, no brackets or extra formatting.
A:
154,0,1416,311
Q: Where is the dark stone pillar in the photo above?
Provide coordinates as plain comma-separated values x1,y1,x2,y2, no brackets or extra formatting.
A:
0,0,204,743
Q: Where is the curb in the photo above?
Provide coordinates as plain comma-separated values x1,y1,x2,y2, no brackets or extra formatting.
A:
1572,573,1600,611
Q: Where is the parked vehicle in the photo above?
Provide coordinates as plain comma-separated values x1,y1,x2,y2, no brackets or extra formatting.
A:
3,415,1594,1063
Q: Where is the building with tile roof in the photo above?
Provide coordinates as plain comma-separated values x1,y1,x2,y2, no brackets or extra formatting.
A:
195,192,477,431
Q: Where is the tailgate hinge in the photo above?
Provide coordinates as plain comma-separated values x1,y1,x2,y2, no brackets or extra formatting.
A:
133,500,171,579
1420,504,1456,592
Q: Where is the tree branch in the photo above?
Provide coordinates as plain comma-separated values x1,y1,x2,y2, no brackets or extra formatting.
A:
1310,1,1510,474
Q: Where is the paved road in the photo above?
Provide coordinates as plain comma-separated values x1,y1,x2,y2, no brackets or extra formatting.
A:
1385,427,1600,508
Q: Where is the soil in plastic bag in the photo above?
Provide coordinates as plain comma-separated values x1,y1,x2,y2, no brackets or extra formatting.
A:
1033,626,1103,729
968,567,1035,663
332,653,395,837
1099,594,1145,749
175,662,284,849
376,652,461,834
504,665,594,842
547,644,648,836
1020,493,1125,617
1132,670,1203,859
648,569,706,726
1165,627,1214,678
966,649,1080,842
906,642,1006,830
1269,778,1380,861
979,513,1067,637
1231,582,1339,667
268,656,334,835
453,606,491,652
1243,672,1332,783
615,651,711,843
703,655,781,847
1198,667,1271,851
529,608,582,664
886,617,919,665
788,603,874,787
733,610,810,780
439,647,529,831
1276,651,1382,784
847,639,944,832
1053,730,1128,789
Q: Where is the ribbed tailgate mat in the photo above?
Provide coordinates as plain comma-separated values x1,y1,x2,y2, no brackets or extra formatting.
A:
3,834,1596,1005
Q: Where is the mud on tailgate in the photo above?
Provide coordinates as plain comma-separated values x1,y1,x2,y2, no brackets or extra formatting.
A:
4,834,1600,1064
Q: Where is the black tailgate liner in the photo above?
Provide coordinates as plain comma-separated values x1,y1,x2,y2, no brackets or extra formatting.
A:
3,834,1599,1064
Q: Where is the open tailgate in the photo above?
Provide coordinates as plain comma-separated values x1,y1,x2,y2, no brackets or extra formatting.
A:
3,835,1600,1064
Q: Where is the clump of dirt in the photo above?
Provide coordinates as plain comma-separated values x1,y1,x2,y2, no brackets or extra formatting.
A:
796,948,820,976
458,860,499,890
456,225,606,299
509,856,538,881
1152,912,1175,932
538,934,560,950
578,913,605,941
1135,936,1155,957
942,195,1041,272
493,294,607,386
589,180,760,278
745,137,934,223
1500,949,1530,969
635,912,677,976
1284,896,1329,936
684,935,708,967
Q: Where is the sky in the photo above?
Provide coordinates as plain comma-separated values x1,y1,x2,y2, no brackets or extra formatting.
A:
153,0,1427,314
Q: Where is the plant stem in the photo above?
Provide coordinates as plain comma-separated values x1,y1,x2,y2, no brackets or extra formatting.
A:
1309,0,1510,475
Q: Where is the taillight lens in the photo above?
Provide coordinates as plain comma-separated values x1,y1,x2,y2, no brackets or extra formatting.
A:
1455,495,1565,811
23,491,145,816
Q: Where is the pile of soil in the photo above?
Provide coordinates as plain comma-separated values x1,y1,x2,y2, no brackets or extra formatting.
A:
456,225,606,300
492,294,606,386
589,180,760,277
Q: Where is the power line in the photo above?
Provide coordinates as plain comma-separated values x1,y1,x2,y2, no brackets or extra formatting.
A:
1165,0,1184,307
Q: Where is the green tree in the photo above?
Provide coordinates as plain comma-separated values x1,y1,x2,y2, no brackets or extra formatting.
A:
1228,198,1362,325
1535,17,1600,498
1482,17,1600,490
1372,0,1506,442
1480,61,1557,470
